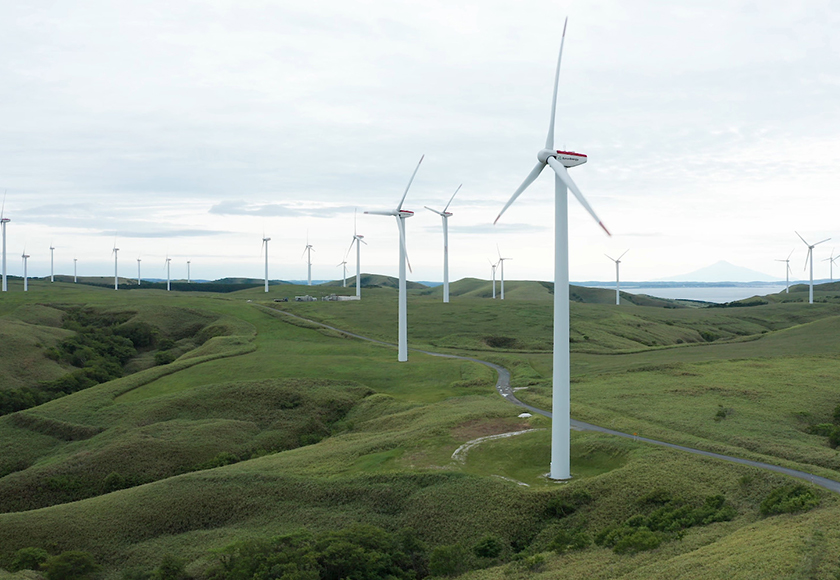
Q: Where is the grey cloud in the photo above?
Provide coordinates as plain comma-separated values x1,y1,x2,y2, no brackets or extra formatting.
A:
97,229,230,239
209,200,358,218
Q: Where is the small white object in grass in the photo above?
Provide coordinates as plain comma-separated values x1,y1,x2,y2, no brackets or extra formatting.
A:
518,413,532,418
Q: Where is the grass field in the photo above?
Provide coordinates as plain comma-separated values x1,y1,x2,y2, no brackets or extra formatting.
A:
1,278,840,578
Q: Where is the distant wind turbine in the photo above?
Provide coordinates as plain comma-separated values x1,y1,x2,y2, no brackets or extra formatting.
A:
187,260,191,283
425,184,461,303
775,250,793,293
346,210,367,298
21,248,30,292
112,242,119,290
165,256,171,291
822,248,837,281
605,250,629,305
49,244,55,282
796,231,829,304
494,18,610,480
302,235,314,286
1,192,9,292
497,246,511,300
261,235,270,292
137,257,142,286
489,259,498,298
337,260,348,287
73,258,78,283
365,155,423,362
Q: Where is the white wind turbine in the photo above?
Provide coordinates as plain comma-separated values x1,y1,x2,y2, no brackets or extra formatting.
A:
337,260,348,287
346,210,367,299
49,244,55,282
605,250,629,305
365,155,423,362
165,256,171,291
1,193,9,292
261,235,271,293
187,260,191,283
489,259,498,298
797,231,829,304
497,246,511,300
137,257,142,286
73,258,78,283
775,250,793,294
112,242,119,290
425,184,462,303
822,249,837,281
495,18,610,480
302,235,314,286
21,248,30,292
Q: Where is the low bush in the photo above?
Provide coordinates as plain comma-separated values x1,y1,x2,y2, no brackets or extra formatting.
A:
760,484,820,516
10,547,49,572
43,550,100,580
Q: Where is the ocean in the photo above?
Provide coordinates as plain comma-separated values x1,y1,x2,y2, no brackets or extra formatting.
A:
626,286,789,304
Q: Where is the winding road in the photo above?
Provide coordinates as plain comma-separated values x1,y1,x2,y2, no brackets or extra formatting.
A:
259,304,840,495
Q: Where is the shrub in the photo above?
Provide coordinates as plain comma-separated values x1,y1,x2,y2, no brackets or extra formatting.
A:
155,351,177,365
829,426,840,449
43,551,100,580
612,529,664,554
550,529,590,554
760,485,820,516
808,423,835,437
473,535,504,559
429,544,470,577
10,547,50,571
152,554,188,580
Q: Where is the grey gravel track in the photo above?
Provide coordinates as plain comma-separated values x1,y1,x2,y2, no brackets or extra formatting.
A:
259,305,840,494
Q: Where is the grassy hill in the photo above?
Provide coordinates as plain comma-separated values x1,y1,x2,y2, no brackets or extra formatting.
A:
322,273,428,290
1,280,840,578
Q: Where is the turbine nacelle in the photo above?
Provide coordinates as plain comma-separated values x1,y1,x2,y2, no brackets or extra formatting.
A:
537,148,587,167
398,210,414,218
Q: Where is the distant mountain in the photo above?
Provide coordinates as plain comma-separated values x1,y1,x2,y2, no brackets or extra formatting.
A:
656,261,780,283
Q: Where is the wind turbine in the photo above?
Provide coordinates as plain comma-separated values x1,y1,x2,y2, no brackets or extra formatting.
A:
796,232,829,304
112,242,119,290
261,235,270,292
489,259,498,298
775,250,793,293
137,257,142,286
302,235,314,286
165,256,171,291
425,184,461,303
497,246,511,300
365,155,423,362
605,250,629,305
187,260,191,283
346,210,367,298
73,258,78,283
494,18,610,480
49,244,55,282
822,248,837,281
1,193,9,292
337,260,348,287
21,248,30,292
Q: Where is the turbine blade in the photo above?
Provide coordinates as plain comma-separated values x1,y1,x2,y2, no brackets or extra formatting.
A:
605,254,615,261
1,189,6,220
814,238,831,246
795,231,809,246
804,247,811,271
360,238,367,245
787,248,795,260
346,237,356,259
495,162,545,224
396,216,412,274
545,17,568,150
443,184,462,213
354,208,357,236
546,156,611,235
397,155,424,211
618,249,630,260
364,210,398,216
425,206,444,216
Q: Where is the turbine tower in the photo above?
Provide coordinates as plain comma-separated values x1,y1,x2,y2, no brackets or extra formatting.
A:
261,235,270,292
73,258,78,283
165,257,171,291
489,259,498,298
495,18,610,480
605,250,629,305
187,260,191,283
365,155,423,362
49,244,55,282
775,250,793,294
497,246,511,300
112,244,119,290
425,184,461,303
822,249,837,281
137,257,142,286
346,210,367,299
797,232,829,304
302,236,314,286
1,196,9,292
337,260,348,287
21,249,30,292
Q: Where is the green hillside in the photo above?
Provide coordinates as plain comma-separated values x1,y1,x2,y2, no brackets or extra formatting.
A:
322,273,428,290
1,280,840,578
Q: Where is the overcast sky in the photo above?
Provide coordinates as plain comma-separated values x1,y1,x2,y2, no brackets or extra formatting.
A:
2,0,839,283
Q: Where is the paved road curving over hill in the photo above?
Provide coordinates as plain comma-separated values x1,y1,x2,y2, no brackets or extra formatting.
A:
258,305,840,495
